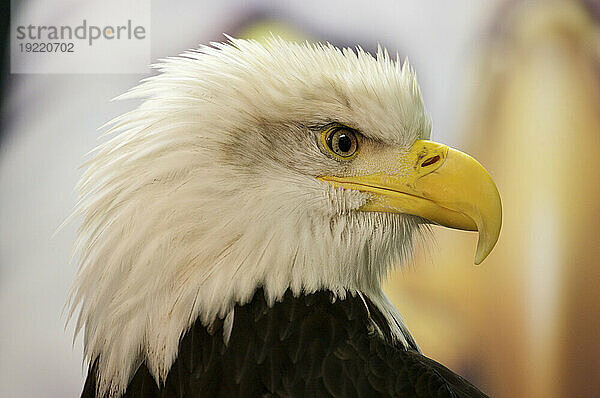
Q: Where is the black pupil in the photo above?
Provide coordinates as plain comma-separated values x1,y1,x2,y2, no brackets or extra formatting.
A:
337,134,352,153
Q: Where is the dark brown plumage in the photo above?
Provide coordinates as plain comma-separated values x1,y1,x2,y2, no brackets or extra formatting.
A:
82,289,488,398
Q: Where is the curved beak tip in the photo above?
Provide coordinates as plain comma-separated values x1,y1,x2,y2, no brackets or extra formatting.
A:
473,208,502,265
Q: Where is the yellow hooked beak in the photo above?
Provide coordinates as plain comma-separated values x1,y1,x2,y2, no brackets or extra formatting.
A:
319,140,502,265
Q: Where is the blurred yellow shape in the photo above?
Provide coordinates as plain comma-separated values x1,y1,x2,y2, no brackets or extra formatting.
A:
237,19,315,43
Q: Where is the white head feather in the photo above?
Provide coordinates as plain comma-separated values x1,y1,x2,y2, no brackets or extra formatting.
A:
69,37,432,397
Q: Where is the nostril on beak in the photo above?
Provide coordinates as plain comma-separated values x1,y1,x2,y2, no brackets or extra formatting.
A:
421,155,441,167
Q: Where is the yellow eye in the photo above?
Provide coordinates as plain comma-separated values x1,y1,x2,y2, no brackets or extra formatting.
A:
321,126,359,159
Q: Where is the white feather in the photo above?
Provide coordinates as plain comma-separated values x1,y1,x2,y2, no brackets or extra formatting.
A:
68,37,432,397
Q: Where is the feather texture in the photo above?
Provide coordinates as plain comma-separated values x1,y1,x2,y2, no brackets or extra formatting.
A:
82,289,487,398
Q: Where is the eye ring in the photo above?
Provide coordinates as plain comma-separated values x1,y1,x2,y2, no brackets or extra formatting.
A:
321,126,359,160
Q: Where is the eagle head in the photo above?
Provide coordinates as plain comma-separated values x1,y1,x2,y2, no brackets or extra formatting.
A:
70,37,501,397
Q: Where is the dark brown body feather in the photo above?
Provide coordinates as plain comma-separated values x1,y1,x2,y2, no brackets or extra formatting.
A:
82,289,488,398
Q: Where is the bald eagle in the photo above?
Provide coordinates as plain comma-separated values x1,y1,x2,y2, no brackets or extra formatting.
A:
70,37,501,398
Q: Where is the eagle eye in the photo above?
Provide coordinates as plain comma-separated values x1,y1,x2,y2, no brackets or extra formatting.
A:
321,126,359,159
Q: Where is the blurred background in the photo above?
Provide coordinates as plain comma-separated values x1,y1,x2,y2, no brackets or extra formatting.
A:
1,0,600,397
